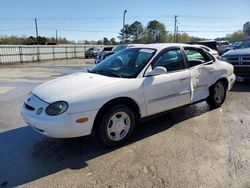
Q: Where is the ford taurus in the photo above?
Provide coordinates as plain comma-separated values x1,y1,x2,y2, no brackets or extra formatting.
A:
21,43,235,146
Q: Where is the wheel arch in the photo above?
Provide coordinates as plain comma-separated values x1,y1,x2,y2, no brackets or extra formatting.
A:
214,77,229,90
92,97,141,133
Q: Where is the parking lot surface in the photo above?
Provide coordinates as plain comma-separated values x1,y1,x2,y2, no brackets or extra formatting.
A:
0,59,250,188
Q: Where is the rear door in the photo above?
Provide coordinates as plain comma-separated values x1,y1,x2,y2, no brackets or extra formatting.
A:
183,47,216,102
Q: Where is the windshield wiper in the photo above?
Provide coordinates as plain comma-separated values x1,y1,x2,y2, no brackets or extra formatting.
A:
88,69,122,78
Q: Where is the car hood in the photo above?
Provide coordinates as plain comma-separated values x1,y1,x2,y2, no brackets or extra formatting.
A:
222,48,250,57
32,72,122,103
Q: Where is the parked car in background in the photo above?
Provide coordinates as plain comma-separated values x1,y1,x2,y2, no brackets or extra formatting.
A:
193,44,219,58
95,46,114,64
22,43,235,146
217,41,231,55
188,40,217,51
221,41,243,54
95,44,142,64
85,47,100,58
220,37,250,81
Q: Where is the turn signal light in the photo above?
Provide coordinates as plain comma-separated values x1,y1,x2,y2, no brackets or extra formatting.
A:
76,118,89,123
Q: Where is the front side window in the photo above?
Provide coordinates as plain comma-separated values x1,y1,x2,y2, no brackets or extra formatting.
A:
88,48,156,78
152,49,185,72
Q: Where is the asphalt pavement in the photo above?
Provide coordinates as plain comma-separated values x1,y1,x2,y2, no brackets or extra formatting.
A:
0,59,250,188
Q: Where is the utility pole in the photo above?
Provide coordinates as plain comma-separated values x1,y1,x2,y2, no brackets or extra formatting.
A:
56,30,58,44
174,15,178,43
35,18,39,45
176,26,178,43
123,10,127,44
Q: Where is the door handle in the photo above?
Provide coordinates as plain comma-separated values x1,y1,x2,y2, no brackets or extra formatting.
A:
179,77,188,81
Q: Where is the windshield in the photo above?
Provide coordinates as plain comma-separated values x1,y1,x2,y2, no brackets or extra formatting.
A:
88,48,156,78
238,39,250,49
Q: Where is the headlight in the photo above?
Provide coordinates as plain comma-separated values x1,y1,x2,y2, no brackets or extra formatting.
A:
46,101,68,116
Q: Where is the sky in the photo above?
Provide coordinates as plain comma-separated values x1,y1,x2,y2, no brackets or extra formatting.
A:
0,0,249,42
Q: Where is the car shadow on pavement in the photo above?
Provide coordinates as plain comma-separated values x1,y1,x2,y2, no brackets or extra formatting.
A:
0,102,212,188
230,82,250,92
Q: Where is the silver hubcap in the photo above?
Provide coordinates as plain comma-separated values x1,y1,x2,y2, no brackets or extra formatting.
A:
214,82,225,103
107,111,131,141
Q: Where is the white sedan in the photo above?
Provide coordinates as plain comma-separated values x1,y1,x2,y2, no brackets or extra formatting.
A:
21,43,235,146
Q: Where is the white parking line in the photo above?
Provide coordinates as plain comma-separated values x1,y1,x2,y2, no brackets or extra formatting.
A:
0,87,15,94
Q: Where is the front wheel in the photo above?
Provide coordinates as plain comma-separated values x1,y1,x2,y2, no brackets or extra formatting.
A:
206,80,227,107
95,105,135,147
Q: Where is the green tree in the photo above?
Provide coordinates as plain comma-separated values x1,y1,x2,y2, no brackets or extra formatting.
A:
226,31,245,41
118,24,131,43
146,20,167,43
103,37,110,45
84,40,90,44
97,40,103,45
110,38,117,45
129,21,144,43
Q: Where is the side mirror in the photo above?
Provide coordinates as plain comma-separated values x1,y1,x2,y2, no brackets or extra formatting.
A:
145,66,167,77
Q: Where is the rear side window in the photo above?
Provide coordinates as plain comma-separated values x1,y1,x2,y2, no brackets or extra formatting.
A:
152,49,185,72
185,49,205,61
184,48,211,67
204,51,215,61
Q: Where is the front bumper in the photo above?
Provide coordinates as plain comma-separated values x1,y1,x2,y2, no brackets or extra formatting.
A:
234,66,250,82
21,94,98,138
228,73,236,90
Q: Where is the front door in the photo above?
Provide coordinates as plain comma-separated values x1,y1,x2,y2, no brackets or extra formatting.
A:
143,48,191,116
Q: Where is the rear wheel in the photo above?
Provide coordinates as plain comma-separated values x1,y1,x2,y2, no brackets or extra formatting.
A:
95,105,135,146
206,80,227,107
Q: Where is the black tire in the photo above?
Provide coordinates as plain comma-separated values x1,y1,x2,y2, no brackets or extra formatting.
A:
85,55,88,59
206,80,227,107
95,105,135,147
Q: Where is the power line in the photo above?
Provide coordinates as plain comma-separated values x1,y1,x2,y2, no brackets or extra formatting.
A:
180,30,240,33
39,28,118,33
0,14,233,23
0,28,33,31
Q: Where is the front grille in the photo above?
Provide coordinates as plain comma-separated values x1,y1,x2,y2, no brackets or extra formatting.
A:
234,67,250,77
24,103,35,111
226,56,250,66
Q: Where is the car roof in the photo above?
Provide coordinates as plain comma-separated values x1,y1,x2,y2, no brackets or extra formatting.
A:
128,43,196,51
192,44,212,50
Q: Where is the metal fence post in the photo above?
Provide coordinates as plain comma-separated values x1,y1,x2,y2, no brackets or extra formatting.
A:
0,46,2,64
52,46,55,60
65,46,68,59
19,46,23,63
37,46,40,62
74,46,77,58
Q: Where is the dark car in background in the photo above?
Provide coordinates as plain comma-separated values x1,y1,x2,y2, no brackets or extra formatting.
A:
220,37,250,81
217,41,231,55
95,46,114,64
221,41,243,54
85,47,100,58
95,44,141,64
